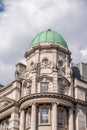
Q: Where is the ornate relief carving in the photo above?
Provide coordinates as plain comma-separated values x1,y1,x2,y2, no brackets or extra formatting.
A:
22,79,32,88
65,67,72,77
0,97,15,111
37,75,53,82
23,70,30,79
30,63,38,71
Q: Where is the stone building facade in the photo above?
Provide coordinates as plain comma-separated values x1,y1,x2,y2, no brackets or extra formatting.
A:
0,29,87,130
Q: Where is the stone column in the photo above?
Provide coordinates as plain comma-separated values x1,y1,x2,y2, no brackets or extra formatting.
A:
31,103,36,130
69,108,74,130
19,109,25,130
52,103,57,130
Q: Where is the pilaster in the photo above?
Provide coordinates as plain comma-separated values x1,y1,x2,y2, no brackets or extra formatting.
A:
19,109,25,130
69,108,74,130
31,103,37,130
52,102,57,130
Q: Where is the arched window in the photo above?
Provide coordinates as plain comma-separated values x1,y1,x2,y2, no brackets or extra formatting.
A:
42,58,48,65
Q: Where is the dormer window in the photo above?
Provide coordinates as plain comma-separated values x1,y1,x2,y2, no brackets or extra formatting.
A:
40,83,48,93
42,58,48,65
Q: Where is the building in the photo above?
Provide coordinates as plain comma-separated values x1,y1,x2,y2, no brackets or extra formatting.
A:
0,29,87,130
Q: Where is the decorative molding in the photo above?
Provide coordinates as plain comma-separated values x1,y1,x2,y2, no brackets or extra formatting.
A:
19,93,76,106
37,75,53,82
0,97,18,113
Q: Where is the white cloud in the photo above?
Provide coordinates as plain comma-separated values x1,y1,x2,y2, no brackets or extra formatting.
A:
80,50,87,57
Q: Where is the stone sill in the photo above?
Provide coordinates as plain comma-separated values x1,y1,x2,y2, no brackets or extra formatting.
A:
38,123,51,126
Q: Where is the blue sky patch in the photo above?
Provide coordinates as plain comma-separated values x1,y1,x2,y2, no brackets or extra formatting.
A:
0,0,5,12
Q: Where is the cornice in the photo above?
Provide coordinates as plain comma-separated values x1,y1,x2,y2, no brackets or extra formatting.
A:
0,79,21,93
76,99,87,107
19,93,76,106
0,102,18,113
25,43,71,58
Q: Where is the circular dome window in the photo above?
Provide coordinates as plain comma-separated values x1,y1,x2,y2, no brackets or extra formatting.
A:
42,58,48,65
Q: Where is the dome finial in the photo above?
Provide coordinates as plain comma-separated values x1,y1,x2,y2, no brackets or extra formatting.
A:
47,29,51,31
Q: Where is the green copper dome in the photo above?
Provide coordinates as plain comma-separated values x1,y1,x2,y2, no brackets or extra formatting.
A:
29,29,68,48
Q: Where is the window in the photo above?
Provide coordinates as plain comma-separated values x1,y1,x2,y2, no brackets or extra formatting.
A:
85,93,87,102
59,84,65,94
39,107,49,124
0,116,10,130
86,114,87,128
42,58,48,65
28,111,31,127
40,83,48,93
26,85,31,95
26,108,31,128
58,108,67,127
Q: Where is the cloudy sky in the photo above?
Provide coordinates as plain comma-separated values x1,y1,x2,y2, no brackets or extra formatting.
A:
0,0,87,86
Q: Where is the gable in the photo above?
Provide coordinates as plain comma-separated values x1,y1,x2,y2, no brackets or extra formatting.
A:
0,97,16,112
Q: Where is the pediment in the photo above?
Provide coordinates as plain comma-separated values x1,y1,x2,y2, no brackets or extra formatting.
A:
37,75,53,82
0,97,15,111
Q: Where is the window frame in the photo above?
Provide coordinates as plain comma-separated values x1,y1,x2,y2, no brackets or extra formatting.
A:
57,107,67,127
40,82,48,93
58,84,66,94
0,116,10,130
85,93,87,102
38,106,51,125
25,108,31,129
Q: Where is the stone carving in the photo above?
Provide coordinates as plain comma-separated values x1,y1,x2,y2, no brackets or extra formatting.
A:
65,67,72,77
0,97,15,110
23,70,30,79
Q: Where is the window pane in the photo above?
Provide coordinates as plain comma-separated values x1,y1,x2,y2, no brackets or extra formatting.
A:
85,93,87,101
58,109,66,126
40,83,48,93
59,84,65,94
41,108,49,124
42,58,48,64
